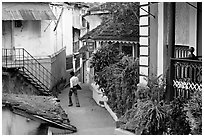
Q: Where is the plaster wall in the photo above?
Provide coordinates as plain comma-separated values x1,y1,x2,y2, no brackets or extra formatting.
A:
157,3,164,76
61,6,73,56
175,2,197,49
2,21,12,49
2,70,40,95
51,48,66,86
2,5,73,59
149,4,158,77
2,109,41,135
84,15,102,31
73,7,82,29
13,20,53,58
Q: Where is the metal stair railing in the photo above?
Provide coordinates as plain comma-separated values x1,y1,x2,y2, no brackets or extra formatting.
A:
2,48,56,92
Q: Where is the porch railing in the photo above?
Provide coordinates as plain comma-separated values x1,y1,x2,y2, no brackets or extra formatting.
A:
170,58,202,99
2,48,56,93
175,45,190,58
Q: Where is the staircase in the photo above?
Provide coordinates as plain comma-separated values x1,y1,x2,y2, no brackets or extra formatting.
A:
2,48,55,95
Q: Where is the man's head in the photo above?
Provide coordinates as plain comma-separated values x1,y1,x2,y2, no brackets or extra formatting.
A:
190,47,195,53
70,71,75,76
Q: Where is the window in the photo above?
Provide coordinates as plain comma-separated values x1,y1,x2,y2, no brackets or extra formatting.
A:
82,18,86,28
122,45,133,56
75,54,80,70
66,55,73,70
15,20,22,28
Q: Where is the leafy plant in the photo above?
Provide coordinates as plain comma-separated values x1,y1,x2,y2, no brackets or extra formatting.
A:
166,97,191,135
104,56,139,117
90,43,124,90
187,90,202,135
119,75,169,135
119,100,169,135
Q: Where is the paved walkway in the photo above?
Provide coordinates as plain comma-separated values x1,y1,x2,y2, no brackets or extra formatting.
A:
58,84,116,135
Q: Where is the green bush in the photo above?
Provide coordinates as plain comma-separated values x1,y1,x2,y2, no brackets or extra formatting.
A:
119,75,169,135
119,75,194,135
104,56,139,117
91,43,139,117
90,43,124,90
187,90,202,135
166,97,191,135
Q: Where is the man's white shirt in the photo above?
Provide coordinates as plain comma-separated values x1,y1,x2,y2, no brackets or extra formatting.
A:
70,76,79,88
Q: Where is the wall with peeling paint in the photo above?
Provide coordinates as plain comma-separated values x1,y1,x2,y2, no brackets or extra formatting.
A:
2,108,42,135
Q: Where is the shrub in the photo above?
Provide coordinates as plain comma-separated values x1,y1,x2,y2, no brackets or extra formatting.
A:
166,97,191,135
119,75,169,135
104,56,139,117
187,90,202,135
91,43,139,117
90,43,124,90
120,99,169,135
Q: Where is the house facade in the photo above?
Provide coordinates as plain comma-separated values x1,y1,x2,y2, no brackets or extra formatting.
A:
139,2,202,101
63,2,89,83
2,2,73,91
79,3,140,105
79,2,202,104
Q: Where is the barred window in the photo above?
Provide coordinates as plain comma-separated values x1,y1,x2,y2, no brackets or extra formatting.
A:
66,55,73,70
75,54,80,70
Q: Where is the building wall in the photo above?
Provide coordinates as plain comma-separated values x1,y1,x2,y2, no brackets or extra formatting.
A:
149,4,158,77
13,20,52,58
51,48,66,87
61,5,73,56
175,2,197,49
2,108,41,135
2,5,73,59
83,15,102,31
2,3,73,91
73,7,82,29
150,2,198,77
2,70,41,95
2,21,12,49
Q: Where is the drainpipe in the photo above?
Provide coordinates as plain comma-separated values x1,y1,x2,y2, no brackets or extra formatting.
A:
197,2,202,56
166,2,176,102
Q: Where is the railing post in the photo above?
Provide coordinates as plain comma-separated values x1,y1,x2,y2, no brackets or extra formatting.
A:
6,49,7,67
23,49,24,72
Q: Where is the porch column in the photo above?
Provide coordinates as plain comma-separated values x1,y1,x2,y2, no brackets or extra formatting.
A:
197,2,202,56
166,2,176,102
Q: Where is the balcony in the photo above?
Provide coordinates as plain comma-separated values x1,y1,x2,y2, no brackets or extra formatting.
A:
170,57,202,99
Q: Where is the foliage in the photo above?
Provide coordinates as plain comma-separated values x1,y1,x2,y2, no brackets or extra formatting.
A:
88,2,139,36
103,56,139,117
121,100,169,135
144,75,166,102
91,44,139,117
90,43,124,89
119,75,169,135
187,90,202,135
166,97,191,135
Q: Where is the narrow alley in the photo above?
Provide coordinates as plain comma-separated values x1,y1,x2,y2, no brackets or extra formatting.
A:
58,84,116,135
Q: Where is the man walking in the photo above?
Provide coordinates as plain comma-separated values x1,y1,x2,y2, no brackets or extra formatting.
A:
68,71,80,107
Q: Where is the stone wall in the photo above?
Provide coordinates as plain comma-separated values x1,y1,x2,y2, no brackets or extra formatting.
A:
2,69,41,95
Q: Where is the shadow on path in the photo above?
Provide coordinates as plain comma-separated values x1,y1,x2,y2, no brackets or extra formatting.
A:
58,84,116,135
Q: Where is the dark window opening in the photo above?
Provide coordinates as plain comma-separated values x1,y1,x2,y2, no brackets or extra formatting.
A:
66,55,73,70
122,46,133,56
15,20,22,28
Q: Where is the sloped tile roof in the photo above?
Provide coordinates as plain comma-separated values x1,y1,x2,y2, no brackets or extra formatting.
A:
80,2,139,43
80,17,139,42
80,19,110,40
2,93,77,133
